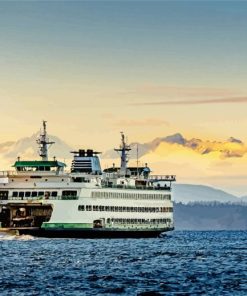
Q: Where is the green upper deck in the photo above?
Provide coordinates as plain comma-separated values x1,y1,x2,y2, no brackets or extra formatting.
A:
13,160,66,171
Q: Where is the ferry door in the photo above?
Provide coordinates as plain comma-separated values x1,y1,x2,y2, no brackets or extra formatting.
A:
93,218,105,228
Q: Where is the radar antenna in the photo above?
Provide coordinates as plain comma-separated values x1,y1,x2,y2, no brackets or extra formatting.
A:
114,132,131,176
36,121,55,161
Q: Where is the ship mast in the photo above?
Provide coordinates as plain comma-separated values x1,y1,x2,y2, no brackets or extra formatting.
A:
114,132,131,176
36,121,55,161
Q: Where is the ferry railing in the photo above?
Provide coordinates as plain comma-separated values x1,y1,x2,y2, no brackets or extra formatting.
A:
0,170,69,177
0,171,16,177
7,195,80,201
101,184,172,191
103,173,176,181
149,175,176,181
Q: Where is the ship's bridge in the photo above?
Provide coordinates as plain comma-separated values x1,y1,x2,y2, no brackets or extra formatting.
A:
13,160,66,173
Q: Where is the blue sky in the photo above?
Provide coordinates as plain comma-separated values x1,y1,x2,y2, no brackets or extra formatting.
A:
0,1,247,144
1,1,247,89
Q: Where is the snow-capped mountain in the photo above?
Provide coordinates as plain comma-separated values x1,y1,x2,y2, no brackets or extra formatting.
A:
103,133,246,159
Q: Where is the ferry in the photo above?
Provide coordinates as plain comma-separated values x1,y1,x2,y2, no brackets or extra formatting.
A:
0,122,175,238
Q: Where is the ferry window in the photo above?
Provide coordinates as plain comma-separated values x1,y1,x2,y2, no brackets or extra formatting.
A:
12,192,18,198
0,191,8,200
32,192,38,197
38,191,44,196
51,192,57,197
107,218,110,223
78,205,85,211
25,192,31,197
45,192,50,199
62,190,77,197
19,192,24,198
86,205,92,211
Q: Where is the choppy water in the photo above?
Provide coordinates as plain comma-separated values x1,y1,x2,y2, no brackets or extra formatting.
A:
0,231,247,295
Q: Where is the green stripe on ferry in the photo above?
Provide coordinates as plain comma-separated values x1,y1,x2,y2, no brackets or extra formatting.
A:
42,223,92,229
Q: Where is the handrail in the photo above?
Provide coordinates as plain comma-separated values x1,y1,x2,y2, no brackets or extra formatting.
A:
149,175,176,181
101,184,171,191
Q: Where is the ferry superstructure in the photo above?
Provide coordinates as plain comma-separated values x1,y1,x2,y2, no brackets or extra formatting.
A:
0,122,175,238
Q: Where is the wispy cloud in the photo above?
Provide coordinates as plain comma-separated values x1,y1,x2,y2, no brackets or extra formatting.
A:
135,85,239,97
131,97,247,106
114,118,169,127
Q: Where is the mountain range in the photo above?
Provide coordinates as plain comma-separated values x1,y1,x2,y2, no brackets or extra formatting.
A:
0,132,72,162
103,133,247,159
1,131,246,162
0,132,247,200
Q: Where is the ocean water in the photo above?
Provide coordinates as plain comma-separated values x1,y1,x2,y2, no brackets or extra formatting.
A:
0,231,247,296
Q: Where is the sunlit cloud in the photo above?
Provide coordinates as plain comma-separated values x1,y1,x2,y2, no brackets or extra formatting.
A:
131,97,247,106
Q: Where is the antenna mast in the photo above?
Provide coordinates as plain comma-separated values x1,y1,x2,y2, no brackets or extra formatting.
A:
136,143,139,178
114,132,131,176
37,121,55,161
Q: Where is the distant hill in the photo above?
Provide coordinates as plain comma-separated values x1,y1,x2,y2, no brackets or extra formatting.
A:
173,184,239,203
240,195,247,202
174,202,247,230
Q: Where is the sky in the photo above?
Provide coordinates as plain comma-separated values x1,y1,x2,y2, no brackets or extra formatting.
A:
1,1,247,194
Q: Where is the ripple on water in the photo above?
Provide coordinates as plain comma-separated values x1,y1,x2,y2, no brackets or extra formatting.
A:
0,231,247,295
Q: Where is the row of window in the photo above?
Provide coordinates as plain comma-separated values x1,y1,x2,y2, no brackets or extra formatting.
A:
91,191,171,200
78,205,173,213
12,191,58,198
1,190,78,200
106,218,172,224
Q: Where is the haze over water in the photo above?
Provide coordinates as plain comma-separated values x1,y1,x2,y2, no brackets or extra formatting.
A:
0,231,247,295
